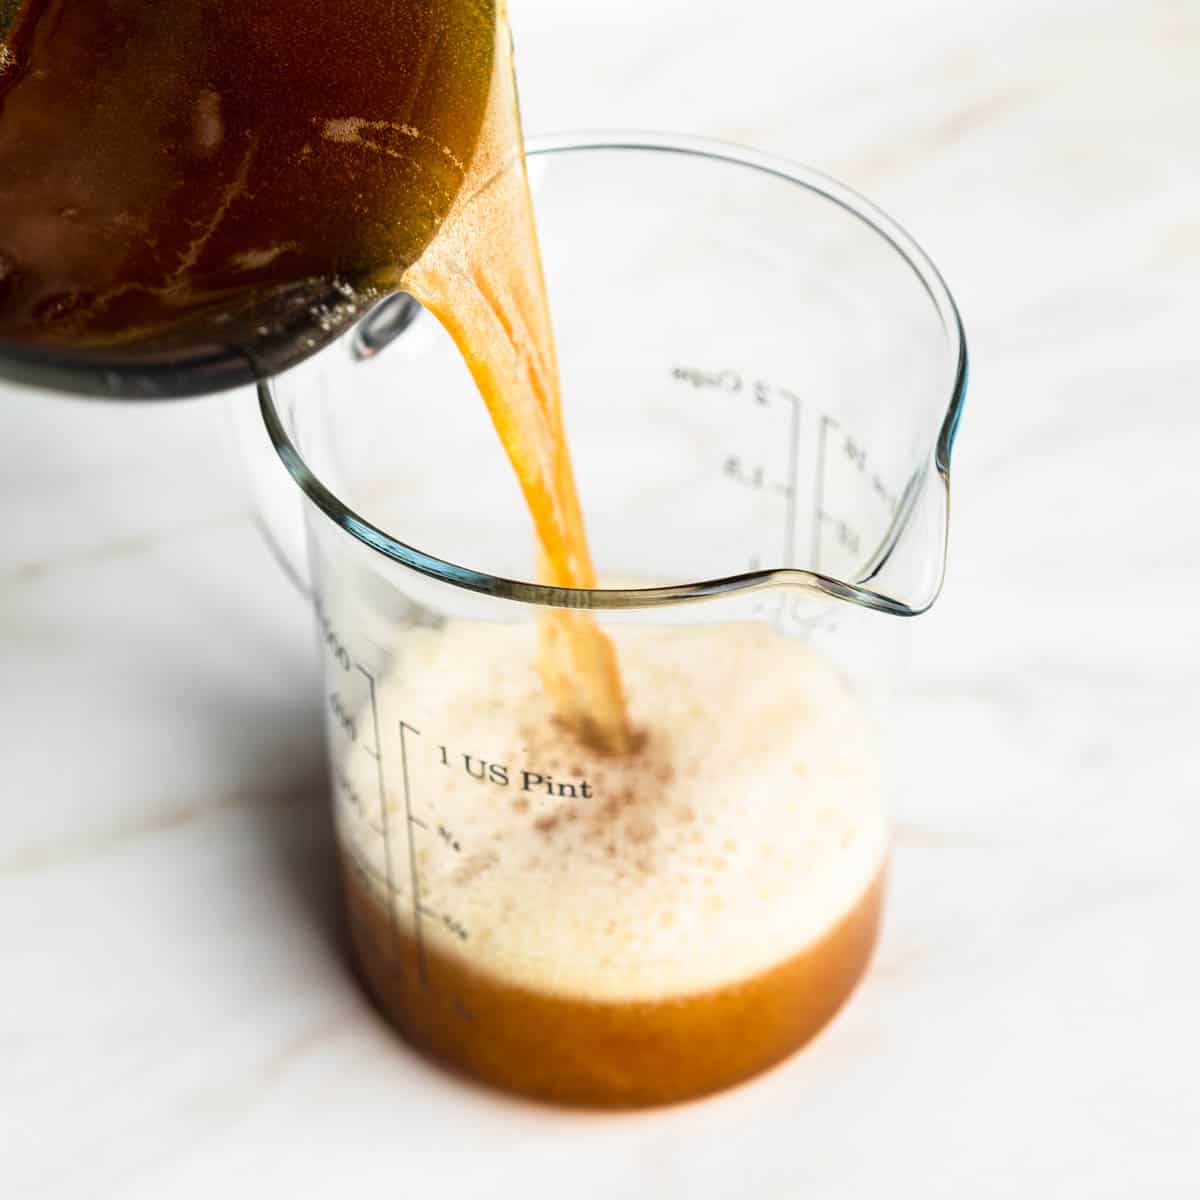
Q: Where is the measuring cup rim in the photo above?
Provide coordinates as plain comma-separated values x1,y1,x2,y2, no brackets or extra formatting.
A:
259,131,969,616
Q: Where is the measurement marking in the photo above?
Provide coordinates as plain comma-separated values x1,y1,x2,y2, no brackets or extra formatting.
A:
398,720,428,985
812,414,836,571
348,847,392,891
357,665,399,950
782,390,802,567
409,815,429,830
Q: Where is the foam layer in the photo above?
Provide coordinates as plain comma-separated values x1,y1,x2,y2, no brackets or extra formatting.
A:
339,620,888,1003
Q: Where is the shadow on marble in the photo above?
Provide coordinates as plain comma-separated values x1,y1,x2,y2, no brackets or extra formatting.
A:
242,759,354,973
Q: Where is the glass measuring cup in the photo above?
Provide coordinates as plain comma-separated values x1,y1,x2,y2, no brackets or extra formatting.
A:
233,133,968,1108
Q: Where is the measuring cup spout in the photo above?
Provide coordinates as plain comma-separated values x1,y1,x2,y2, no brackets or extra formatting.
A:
845,426,962,616
759,332,966,620
822,346,966,619
879,342,966,616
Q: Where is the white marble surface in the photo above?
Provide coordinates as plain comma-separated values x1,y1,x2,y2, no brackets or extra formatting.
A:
2,1,1198,1194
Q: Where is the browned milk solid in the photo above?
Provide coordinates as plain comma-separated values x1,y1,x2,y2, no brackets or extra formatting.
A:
341,622,889,1106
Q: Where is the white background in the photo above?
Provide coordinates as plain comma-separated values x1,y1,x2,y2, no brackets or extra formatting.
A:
2,1,1198,1194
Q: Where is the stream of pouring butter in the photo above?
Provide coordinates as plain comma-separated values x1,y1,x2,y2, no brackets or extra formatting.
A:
401,18,632,754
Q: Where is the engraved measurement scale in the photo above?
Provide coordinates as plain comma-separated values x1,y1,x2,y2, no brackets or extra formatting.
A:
324,611,593,997
327,655,449,988
319,605,437,986
671,363,903,595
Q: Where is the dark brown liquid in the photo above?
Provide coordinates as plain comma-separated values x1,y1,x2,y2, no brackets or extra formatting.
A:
0,0,632,748
0,0,495,352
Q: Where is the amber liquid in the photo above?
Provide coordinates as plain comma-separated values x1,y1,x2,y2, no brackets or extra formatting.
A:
400,17,633,753
1,3,880,1105
344,860,884,1108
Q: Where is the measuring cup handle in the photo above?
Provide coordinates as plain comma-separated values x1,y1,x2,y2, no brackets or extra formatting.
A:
225,386,312,598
